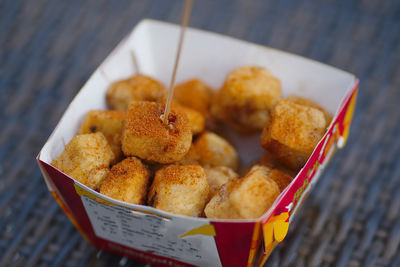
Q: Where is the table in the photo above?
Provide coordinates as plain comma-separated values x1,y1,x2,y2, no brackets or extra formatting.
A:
0,0,399,266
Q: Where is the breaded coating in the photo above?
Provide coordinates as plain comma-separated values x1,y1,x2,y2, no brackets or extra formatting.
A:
258,151,298,177
204,166,238,198
287,95,333,125
204,165,280,219
51,132,115,190
258,151,276,169
211,66,282,133
174,79,213,116
261,99,326,170
205,181,242,219
194,132,238,170
86,167,111,190
269,169,293,192
79,110,125,162
172,103,205,135
100,157,150,204
148,165,210,217
176,144,200,165
250,165,293,192
121,101,192,164
106,74,166,111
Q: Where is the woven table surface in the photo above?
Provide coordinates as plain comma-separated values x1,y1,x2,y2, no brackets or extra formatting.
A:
1,0,399,266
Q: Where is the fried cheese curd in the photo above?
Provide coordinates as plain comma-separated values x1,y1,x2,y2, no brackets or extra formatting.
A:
79,110,125,162
261,99,327,170
287,94,333,125
100,157,150,204
204,165,280,219
211,66,282,133
121,101,192,164
176,144,200,165
106,74,166,111
171,103,205,135
194,132,238,170
51,132,114,190
173,79,213,117
148,165,210,217
269,169,293,192
258,151,298,177
204,166,238,199
249,165,293,192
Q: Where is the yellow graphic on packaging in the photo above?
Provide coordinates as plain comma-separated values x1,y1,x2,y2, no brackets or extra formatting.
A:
73,183,115,206
263,212,289,250
247,222,261,267
341,89,358,147
259,242,277,267
293,177,309,204
179,224,216,238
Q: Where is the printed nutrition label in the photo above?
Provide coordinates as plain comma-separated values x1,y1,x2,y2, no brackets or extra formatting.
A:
81,196,221,266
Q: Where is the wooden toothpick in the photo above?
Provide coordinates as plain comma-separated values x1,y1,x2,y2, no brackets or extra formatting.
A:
162,0,194,125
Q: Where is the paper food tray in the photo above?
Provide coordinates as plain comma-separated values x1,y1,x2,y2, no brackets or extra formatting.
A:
37,19,358,267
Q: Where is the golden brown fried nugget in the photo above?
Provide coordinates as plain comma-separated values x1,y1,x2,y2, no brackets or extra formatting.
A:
174,79,213,116
211,66,282,133
204,166,238,198
106,74,166,111
100,157,150,204
172,103,205,135
194,132,238,170
176,144,200,165
258,151,298,177
121,101,192,164
148,165,210,217
261,99,326,170
250,165,293,192
204,166,280,219
79,110,125,162
258,151,276,169
287,95,333,125
270,169,293,192
51,132,115,190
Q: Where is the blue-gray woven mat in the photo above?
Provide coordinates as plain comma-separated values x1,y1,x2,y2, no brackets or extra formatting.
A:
0,0,399,266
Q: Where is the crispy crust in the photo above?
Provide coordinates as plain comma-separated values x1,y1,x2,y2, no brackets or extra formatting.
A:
287,95,333,125
176,144,200,165
100,157,150,204
51,132,114,190
258,151,298,177
106,74,166,111
172,103,205,135
261,99,326,170
203,180,242,219
148,165,210,217
249,165,293,192
269,169,293,192
173,79,213,117
211,66,282,133
79,110,125,162
194,131,238,170
204,166,238,199
121,101,192,164
204,166,280,219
